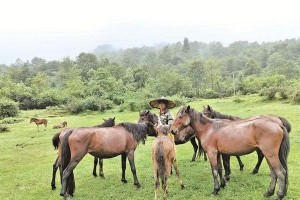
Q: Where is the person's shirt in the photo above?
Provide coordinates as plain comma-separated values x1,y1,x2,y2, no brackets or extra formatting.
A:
159,109,174,125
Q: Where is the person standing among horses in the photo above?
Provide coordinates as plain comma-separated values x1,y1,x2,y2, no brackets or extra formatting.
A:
149,97,176,126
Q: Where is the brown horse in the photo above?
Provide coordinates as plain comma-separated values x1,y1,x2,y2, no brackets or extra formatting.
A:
60,122,156,198
53,121,68,129
152,124,184,200
171,106,289,199
203,105,291,175
51,117,115,190
138,110,205,162
30,117,47,131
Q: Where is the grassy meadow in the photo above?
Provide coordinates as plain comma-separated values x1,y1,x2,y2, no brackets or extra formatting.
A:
0,95,299,200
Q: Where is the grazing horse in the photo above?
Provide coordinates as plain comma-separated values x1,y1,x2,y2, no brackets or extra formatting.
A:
152,124,184,200
138,110,205,162
53,121,68,129
203,105,291,175
30,118,48,131
60,122,156,199
50,117,115,190
171,106,289,199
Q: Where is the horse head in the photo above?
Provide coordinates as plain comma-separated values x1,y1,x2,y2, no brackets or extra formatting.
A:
170,106,192,135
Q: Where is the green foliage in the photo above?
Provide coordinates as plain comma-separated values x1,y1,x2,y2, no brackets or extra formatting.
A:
1,38,300,112
0,99,19,119
291,84,300,104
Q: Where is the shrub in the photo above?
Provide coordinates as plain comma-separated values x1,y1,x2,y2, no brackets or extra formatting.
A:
0,99,19,119
291,85,300,104
65,100,84,114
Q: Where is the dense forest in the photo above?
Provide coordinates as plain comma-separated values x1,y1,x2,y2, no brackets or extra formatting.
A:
1,38,300,117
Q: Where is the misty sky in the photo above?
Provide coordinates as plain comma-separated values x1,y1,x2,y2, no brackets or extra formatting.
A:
0,0,299,65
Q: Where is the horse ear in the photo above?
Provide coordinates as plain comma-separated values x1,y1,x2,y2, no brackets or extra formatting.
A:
208,105,211,111
186,105,190,112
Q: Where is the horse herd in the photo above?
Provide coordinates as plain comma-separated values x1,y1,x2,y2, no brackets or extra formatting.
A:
46,105,291,200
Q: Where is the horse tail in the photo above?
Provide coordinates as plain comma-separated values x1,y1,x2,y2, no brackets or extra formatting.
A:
279,127,290,196
61,130,75,196
52,132,60,150
278,116,291,133
155,141,166,183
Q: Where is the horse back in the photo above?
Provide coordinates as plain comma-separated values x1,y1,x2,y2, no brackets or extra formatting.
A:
69,127,136,158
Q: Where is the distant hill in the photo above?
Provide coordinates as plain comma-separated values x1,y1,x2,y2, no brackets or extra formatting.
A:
93,44,118,55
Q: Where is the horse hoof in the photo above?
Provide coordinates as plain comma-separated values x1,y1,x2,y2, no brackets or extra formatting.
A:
51,185,56,190
251,169,258,174
181,184,185,189
211,189,219,196
134,183,141,188
240,165,244,171
121,179,127,183
100,174,105,179
264,190,275,197
93,173,98,177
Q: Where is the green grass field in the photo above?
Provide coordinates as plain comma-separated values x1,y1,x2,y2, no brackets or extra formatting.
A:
0,95,299,200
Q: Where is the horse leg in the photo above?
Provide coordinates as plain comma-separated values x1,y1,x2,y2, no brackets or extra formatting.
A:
93,157,98,177
99,159,104,178
127,151,141,188
265,156,287,200
51,157,59,190
263,158,277,198
207,150,220,195
236,156,244,171
121,153,127,183
189,137,198,162
172,158,185,189
162,175,168,200
251,149,264,174
217,153,226,188
154,169,159,200
222,154,231,182
60,161,79,197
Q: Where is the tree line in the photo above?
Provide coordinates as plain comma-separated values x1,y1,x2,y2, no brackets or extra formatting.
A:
0,37,300,117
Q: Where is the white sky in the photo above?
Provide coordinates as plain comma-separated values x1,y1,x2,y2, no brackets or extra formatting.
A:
0,0,299,65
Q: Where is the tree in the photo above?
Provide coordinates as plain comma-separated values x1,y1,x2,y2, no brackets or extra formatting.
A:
182,37,190,53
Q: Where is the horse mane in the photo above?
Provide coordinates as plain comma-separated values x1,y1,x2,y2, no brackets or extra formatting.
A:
205,105,240,120
119,122,150,143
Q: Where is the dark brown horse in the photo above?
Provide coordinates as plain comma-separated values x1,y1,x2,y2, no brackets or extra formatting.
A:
51,117,115,190
152,125,184,200
60,122,156,198
30,117,48,131
138,110,206,161
203,105,291,174
53,121,68,129
171,106,289,199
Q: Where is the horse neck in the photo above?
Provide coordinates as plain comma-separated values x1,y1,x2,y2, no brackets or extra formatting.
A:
189,111,213,142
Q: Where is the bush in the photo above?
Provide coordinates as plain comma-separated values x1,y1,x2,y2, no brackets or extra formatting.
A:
65,100,85,114
0,99,19,119
291,85,300,104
